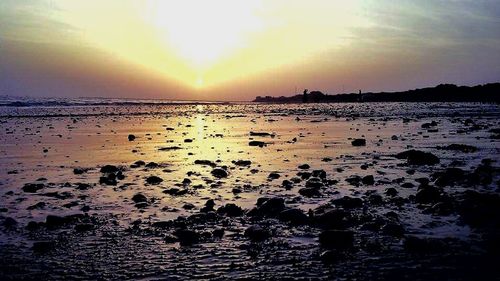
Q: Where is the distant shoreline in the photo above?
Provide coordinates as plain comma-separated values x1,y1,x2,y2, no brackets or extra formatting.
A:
253,83,500,103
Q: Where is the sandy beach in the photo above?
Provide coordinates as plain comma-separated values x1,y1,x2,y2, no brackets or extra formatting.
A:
0,101,499,280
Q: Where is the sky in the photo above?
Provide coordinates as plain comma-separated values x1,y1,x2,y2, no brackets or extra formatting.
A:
1,0,499,101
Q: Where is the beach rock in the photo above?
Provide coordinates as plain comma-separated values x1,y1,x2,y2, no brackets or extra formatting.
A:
27,202,46,210
75,223,94,232
244,225,271,242
345,175,362,186
319,230,354,249
415,185,441,203
362,175,375,185
320,250,344,264
234,160,251,166
331,196,363,209
249,197,285,217
174,229,200,245
385,188,398,197
351,138,366,146
194,160,216,167
395,150,440,165
315,209,348,229
3,217,17,228
100,165,119,174
437,144,477,153
45,215,68,228
217,203,244,217
458,191,500,228
278,208,308,225
128,134,136,141
381,223,405,237
305,178,323,188
146,175,163,185
299,187,321,197
132,193,148,203
22,183,44,193
298,164,310,170
249,141,266,147
268,172,280,180
432,168,466,187
211,168,228,178
404,235,446,253
163,188,188,196
145,162,159,168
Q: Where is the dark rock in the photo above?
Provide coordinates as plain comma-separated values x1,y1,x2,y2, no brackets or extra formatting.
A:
22,183,44,193
268,172,280,180
145,162,159,168
3,217,17,228
194,160,216,167
212,228,225,239
320,250,344,264
45,215,69,228
381,223,405,237
249,141,266,147
437,144,477,153
250,131,274,137
234,160,251,166
331,196,363,209
27,202,46,210
211,168,228,178
319,230,354,249
75,223,94,232
173,229,200,245
298,164,310,169
217,203,244,217
345,175,362,186
362,175,375,185
278,208,308,225
432,168,466,187
249,197,285,217
415,185,441,203
132,193,148,203
385,188,398,197
395,150,440,165
128,134,136,141
315,209,348,229
458,191,500,228
100,165,119,174
244,225,271,242
146,175,163,185
299,187,321,197
351,138,366,146
305,178,323,188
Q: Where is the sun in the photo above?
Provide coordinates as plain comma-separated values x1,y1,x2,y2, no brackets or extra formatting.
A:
148,0,263,70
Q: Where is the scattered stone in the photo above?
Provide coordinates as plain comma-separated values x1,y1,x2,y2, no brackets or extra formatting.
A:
249,141,266,147
351,138,366,146
211,168,228,178
244,225,271,242
437,144,477,153
173,229,200,246
395,150,440,165
22,183,44,193
319,230,354,249
128,134,136,141
217,203,244,217
278,208,308,225
362,175,375,185
146,175,163,185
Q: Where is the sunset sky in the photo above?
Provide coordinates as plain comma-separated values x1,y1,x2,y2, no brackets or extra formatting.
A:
1,0,499,101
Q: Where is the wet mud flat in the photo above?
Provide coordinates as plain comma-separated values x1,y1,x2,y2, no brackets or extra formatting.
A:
0,102,499,280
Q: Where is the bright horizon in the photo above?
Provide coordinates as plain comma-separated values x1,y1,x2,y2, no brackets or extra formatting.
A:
1,0,500,101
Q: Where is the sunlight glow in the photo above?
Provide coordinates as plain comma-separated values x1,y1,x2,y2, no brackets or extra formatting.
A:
148,0,264,69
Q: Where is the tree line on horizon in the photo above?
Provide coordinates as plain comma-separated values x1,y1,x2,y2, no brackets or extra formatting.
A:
254,83,500,103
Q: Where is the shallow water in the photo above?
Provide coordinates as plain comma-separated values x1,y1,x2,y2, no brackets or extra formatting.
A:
0,101,499,280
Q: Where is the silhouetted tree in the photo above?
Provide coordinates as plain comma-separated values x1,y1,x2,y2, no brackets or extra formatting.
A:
302,89,308,103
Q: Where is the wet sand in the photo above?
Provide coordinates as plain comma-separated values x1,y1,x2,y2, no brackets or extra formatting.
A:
1,102,499,280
